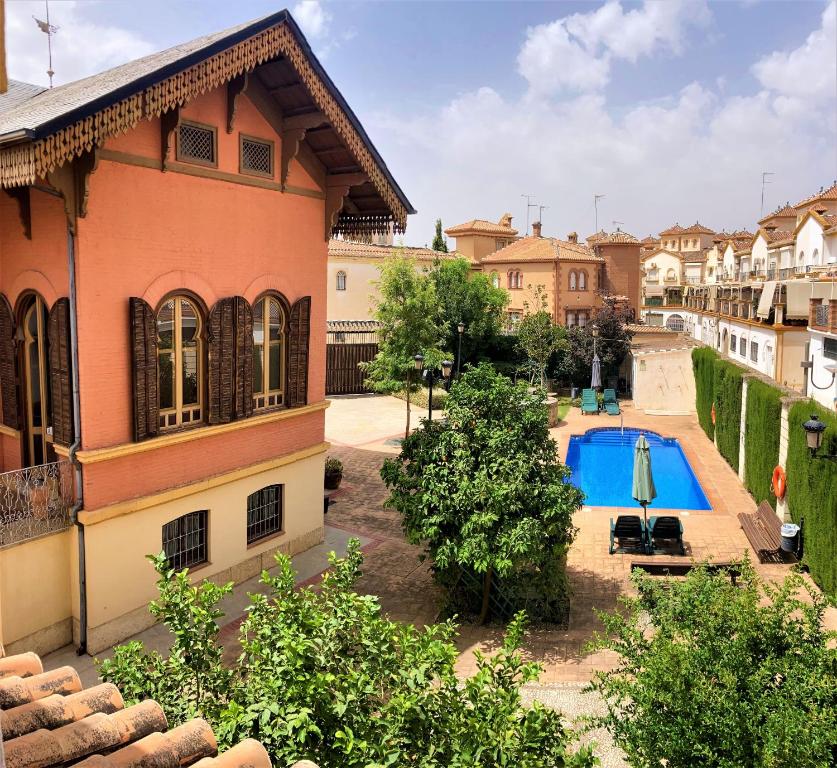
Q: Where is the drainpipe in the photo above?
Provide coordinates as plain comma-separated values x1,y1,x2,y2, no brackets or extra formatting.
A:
66,222,87,655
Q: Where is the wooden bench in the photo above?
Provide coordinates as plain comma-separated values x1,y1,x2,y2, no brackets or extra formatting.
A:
631,560,741,585
737,501,790,563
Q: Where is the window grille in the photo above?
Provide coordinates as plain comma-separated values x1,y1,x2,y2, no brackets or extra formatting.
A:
815,303,829,327
750,341,758,362
178,123,215,165
247,485,283,544
162,511,208,570
739,337,747,356
336,271,347,291
731,334,737,352
241,137,273,176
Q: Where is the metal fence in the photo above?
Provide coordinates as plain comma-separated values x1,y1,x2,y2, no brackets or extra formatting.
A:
326,327,379,395
0,461,73,546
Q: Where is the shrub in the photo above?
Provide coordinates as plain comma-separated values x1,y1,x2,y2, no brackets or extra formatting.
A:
713,357,743,471
691,347,716,440
324,457,343,474
100,543,595,768
587,561,837,767
743,379,782,509
786,401,837,596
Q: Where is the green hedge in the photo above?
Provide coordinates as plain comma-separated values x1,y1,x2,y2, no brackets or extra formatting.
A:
692,347,717,440
713,359,743,472
786,402,837,597
743,379,782,510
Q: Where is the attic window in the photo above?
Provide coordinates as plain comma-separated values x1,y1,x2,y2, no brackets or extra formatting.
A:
240,135,274,178
177,121,216,166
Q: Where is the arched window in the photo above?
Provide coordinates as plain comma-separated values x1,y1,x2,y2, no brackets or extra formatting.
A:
813,248,820,265
569,271,577,290
247,484,284,544
157,295,203,429
491,271,499,289
507,271,514,289
517,271,523,289
336,271,347,291
163,510,208,570
253,294,287,410
665,313,685,332
798,251,805,266
579,270,587,290
666,268,676,282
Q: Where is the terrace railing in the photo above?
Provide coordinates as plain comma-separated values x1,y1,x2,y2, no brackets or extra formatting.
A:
0,460,73,546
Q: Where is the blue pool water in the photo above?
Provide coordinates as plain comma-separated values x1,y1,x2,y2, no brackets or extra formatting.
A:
565,428,712,511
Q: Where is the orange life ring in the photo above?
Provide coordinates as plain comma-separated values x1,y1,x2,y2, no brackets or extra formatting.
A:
711,403,716,425
771,466,786,499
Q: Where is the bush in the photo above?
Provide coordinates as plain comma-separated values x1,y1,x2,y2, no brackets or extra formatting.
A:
588,561,837,767
786,401,837,596
100,544,595,768
743,379,782,509
691,347,716,440
713,357,743,471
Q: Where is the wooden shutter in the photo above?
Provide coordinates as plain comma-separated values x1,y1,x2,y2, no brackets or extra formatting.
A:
287,296,311,407
208,296,253,424
0,295,18,429
130,298,159,441
47,298,74,446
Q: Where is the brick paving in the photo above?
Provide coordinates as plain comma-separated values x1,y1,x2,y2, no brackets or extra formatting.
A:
325,399,834,683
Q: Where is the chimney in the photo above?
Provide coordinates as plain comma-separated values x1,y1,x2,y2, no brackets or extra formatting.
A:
532,221,542,238
567,231,578,243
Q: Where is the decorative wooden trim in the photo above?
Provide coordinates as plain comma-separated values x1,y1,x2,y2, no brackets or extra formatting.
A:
239,133,274,179
226,72,249,133
175,119,218,168
45,149,99,233
75,400,329,464
281,127,306,188
3,186,31,239
160,105,180,170
78,440,329,527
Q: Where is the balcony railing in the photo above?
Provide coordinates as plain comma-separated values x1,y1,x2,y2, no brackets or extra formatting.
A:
0,461,73,546
778,267,795,280
815,304,829,327
684,277,702,284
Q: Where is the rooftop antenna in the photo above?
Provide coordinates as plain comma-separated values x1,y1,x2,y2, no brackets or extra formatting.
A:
760,172,774,217
538,204,549,229
594,194,605,233
612,219,624,231
33,1,58,88
521,193,537,235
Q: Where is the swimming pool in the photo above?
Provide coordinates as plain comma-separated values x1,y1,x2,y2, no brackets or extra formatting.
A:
565,428,712,510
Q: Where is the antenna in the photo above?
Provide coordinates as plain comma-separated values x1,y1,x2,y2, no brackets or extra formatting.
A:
33,1,59,87
521,194,537,235
612,220,624,231
760,172,774,217
594,194,605,232
538,204,549,228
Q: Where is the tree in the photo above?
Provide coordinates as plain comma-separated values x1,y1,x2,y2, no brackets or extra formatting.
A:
362,254,445,438
553,299,633,387
381,364,583,624
587,562,837,768
431,218,448,252
428,256,508,367
100,542,595,768
516,285,561,388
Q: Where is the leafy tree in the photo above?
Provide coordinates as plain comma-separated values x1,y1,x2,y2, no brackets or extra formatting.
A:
516,286,561,388
431,217,449,252
587,562,837,768
101,542,595,768
381,364,583,624
361,254,445,438
428,256,508,368
553,299,633,387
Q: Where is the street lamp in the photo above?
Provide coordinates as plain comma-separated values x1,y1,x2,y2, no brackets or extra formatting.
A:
456,321,465,378
802,414,837,461
415,355,454,422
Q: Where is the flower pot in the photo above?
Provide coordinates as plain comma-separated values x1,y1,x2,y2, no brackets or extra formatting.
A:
324,472,342,491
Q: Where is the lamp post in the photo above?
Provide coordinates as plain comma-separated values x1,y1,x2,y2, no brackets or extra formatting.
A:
802,414,837,461
414,354,453,421
456,321,465,378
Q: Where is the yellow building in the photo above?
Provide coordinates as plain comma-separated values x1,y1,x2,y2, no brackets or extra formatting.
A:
444,214,518,265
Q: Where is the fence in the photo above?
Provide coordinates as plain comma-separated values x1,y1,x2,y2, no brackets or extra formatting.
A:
0,460,73,546
326,326,379,395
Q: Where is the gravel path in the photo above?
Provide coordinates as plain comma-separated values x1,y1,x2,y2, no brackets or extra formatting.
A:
522,683,628,768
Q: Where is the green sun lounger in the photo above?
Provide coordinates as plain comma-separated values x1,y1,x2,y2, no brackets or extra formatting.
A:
581,388,598,414
603,388,620,415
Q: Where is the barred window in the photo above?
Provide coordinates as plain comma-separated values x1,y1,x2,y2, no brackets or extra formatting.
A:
247,485,283,544
336,271,347,291
240,136,273,177
177,122,216,166
750,341,759,362
162,511,208,570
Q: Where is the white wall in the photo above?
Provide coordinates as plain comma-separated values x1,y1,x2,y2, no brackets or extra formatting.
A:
631,347,696,414
807,331,837,410
722,244,737,278
795,216,825,269
752,234,769,271
824,231,837,265
718,318,778,379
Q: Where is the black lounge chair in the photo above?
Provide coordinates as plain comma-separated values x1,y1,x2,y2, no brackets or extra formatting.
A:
647,515,685,555
610,515,647,554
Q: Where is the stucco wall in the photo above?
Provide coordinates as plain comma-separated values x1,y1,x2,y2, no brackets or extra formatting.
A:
642,250,681,284
808,331,837,410
327,260,380,321
631,348,696,414
599,243,641,311
795,216,825,268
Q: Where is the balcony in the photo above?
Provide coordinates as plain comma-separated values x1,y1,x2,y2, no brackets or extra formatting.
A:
684,277,702,285
778,267,795,280
810,300,837,333
0,461,73,546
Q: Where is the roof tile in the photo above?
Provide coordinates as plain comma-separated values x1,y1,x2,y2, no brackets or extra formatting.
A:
480,235,603,264
792,182,837,210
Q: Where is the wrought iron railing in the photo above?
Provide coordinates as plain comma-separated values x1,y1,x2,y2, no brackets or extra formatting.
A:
778,267,794,280
814,303,829,328
0,461,73,546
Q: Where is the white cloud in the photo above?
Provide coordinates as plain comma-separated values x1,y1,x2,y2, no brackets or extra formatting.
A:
292,0,331,40
518,0,711,94
6,1,155,87
371,3,834,245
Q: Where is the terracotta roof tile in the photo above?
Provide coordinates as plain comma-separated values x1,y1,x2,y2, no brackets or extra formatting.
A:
659,223,685,235
761,228,794,244
594,229,640,244
758,203,797,225
641,235,659,244
0,651,271,768
792,182,837,210
480,235,603,264
328,239,456,261
680,221,715,235
444,214,518,237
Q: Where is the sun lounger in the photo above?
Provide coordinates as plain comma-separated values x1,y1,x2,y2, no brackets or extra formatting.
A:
581,388,599,414
603,388,617,403
647,516,685,555
610,515,647,554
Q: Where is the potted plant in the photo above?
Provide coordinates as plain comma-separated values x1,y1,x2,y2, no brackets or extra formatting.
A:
324,457,343,490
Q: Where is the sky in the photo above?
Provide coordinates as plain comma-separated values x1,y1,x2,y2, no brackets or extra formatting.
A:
6,0,837,245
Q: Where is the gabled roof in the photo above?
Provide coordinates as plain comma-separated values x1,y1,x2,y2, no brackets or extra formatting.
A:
0,80,47,113
328,239,457,261
587,229,639,245
755,228,794,245
680,221,715,235
641,235,659,244
792,182,837,211
480,235,603,264
0,10,414,236
659,223,685,236
641,248,683,262
758,203,797,225
444,214,518,237
793,207,837,237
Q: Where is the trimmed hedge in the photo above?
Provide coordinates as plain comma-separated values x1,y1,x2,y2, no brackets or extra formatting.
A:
786,401,837,597
743,379,782,510
692,347,717,440
713,359,743,472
